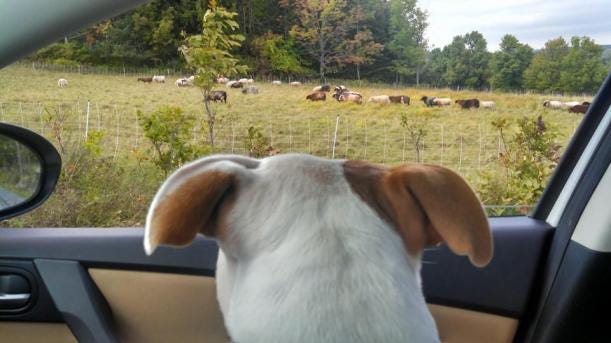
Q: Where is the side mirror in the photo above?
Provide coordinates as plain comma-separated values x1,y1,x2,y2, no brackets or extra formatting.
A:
0,123,61,221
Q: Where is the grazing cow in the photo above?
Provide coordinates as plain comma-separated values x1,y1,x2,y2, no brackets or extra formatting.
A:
336,92,363,104
175,78,189,87
569,104,589,114
368,95,391,104
57,78,68,87
272,80,282,86
242,86,259,94
152,75,165,83
289,81,302,87
455,99,480,109
389,95,410,105
216,77,229,84
227,81,243,88
480,101,496,109
543,100,563,109
306,92,326,101
312,85,331,92
137,77,153,83
206,90,227,103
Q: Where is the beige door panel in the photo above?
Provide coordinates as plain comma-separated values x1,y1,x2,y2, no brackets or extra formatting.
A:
89,269,230,343
429,304,518,343
0,322,76,343
89,269,518,343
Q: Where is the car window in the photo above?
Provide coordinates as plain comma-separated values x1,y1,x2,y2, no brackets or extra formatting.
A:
0,1,607,227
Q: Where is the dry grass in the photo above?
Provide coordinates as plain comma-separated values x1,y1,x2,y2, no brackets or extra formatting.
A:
0,64,587,188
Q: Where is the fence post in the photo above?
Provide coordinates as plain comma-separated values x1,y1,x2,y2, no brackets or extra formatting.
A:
331,115,340,159
19,102,25,127
308,117,312,154
478,124,482,170
85,101,90,140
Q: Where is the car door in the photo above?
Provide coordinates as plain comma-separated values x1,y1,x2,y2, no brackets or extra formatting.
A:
0,76,609,343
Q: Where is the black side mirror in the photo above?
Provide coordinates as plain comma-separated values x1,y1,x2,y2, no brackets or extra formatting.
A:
0,123,61,221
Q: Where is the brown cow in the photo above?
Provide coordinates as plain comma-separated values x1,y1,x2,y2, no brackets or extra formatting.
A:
569,104,589,114
389,95,410,105
137,77,153,83
306,92,326,101
206,90,227,103
455,99,480,109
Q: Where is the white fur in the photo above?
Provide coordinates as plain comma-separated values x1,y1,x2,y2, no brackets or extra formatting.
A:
289,81,302,87
433,98,451,106
57,78,68,87
146,154,440,342
272,80,282,85
480,101,496,109
152,75,165,83
563,101,580,108
369,95,391,104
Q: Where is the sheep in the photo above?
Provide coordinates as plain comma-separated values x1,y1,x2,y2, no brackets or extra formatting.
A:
137,77,153,83
242,86,259,94
306,92,326,101
480,101,496,109
289,81,302,87
389,95,410,105
421,96,451,107
312,85,331,92
187,75,195,85
216,77,229,84
226,81,243,88
368,95,391,104
455,99,480,109
246,78,255,84
569,104,589,114
334,85,349,93
543,100,563,109
238,78,249,83
334,91,363,104
272,80,282,86
152,75,165,83
57,78,68,87
563,101,581,108
175,78,189,87
206,90,227,103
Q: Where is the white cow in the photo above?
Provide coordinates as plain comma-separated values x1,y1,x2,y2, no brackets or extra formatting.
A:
57,78,68,87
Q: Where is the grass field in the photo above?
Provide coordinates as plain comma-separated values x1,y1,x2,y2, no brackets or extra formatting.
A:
0,65,589,226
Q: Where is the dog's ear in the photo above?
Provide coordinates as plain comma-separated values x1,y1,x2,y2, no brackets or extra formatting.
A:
144,156,258,255
383,164,492,267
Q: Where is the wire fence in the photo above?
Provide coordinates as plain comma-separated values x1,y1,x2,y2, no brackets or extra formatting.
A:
0,100,543,213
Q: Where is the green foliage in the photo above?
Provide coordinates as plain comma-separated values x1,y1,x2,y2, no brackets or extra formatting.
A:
559,37,608,94
399,111,435,162
523,37,569,92
252,32,309,76
243,126,270,157
490,35,533,91
387,0,428,81
137,106,208,176
479,115,561,215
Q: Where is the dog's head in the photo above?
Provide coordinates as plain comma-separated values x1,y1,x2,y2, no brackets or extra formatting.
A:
144,154,492,267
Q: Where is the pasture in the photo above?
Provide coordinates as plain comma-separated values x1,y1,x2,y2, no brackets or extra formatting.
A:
0,65,588,225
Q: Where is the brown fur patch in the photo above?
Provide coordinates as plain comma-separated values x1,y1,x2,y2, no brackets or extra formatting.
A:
150,171,237,247
343,160,492,267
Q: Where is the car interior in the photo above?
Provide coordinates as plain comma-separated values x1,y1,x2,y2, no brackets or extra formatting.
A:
1,1,610,343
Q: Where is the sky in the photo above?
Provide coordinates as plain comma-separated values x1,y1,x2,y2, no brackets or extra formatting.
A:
419,0,611,50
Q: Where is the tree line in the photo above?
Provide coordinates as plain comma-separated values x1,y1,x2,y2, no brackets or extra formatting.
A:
31,0,610,93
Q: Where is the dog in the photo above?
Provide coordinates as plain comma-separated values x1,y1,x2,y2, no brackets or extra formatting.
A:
144,154,492,342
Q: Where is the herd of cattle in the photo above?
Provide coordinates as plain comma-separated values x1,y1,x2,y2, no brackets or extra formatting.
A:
54,76,592,114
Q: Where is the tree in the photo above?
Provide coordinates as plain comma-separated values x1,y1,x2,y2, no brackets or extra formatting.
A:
523,37,569,92
387,0,428,85
490,34,533,91
180,1,248,147
343,29,384,82
290,0,352,81
559,36,607,93
251,32,309,77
